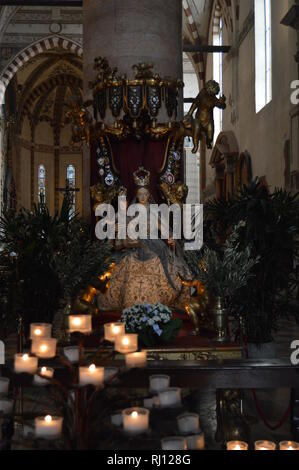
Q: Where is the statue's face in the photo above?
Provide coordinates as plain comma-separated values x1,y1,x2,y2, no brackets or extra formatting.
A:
136,187,150,205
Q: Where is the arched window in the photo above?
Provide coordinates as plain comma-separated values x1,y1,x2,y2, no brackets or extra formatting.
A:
66,164,76,217
38,164,46,204
255,0,272,112
213,5,223,142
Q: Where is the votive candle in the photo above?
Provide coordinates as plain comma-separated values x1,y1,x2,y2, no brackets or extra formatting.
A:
31,338,57,358
14,353,38,374
149,374,170,393
279,441,299,450
125,351,147,369
68,315,92,334
0,377,9,396
79,364,104,387
33,367,54,386
161,437,187,450
255,440,276,450
104,323,125,342
115,334,138,354
227,440,248,450
30,323,52,340
35,415,63,440
186,433,205,450
158,387,181,407
177,413,200,435
122,407,149,435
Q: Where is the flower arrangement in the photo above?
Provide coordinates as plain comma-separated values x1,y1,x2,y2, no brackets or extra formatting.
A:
121,303,182,347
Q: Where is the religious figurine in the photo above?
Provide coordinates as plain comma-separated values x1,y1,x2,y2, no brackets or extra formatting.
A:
179,277,210,335
65,98,93,144
160,180,188,207
97,167,191,310
173,80,226,152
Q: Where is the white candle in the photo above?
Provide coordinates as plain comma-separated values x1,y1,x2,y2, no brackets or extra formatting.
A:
104,323,125,342
161,437,187,450
0,377,9,396
79,364,104,387
279,441,299,450
149,374,170,393
255,440,276,450
63,346,79,363
0,398,13,415
111,411,123,427
143,397,154,409
177,413,200,435
35,415,63,440
68,315,92,334
31,338,57,358
122,408,149,435
14,353,38,374
227,440,248,450
186,433,205,450
158,387,181,407
30,323,52,339
104,367,119,382
125,351,147,369
33,367,54,386
115,334,138,354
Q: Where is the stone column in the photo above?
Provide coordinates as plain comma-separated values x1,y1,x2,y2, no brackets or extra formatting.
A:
82,0,183,216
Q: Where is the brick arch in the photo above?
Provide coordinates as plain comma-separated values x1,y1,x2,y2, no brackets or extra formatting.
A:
183,0,205,88
0,35,83,105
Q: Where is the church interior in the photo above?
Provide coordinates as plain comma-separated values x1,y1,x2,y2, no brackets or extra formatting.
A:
0,0,299,453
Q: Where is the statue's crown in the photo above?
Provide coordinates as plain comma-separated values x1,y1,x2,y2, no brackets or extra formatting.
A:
133,166,150,187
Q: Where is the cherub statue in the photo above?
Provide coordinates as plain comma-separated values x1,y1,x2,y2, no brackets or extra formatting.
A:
160,181,188,207
65,98,93,144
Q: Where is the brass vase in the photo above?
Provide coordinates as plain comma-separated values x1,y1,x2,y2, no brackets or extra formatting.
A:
211,296,227,343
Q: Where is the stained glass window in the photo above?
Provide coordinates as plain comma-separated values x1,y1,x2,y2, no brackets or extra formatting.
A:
38,164,46,204
66,164,76,217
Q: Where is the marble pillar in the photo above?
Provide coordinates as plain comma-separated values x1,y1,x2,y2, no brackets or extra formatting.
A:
82,0,183,216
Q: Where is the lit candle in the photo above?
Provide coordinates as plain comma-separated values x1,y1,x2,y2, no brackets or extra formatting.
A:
149,374,170,393
104,367,119,382
30,323,52,340
125,351,147,369
14,353,38,374
227,440,248,450
31,338,57,358
33,367,54,386
114,334,138,354
104,323,125,342
279,441,299,450
63,346,79,363
122,408,149,435
0,377,9,396
0,398,13,415
186,433,205,450
68,315,92,334
35,415,63,440
255,440,276,450
158,387,181,408
79,364,104,387
177,413,200,435
161,437,187,450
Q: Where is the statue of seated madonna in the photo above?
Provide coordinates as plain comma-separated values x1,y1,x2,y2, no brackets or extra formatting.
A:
97,167,191,311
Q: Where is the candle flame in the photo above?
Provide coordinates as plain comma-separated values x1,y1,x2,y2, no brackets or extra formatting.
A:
40,344,48,352
72,317,82,326
89,364,96,372
288,446,293,450
34,328,42,336
23,354,29,361
41,367,47,373
112,326,120,334
122,337,129,346
131,411,138,419
45,415,52,422
235,445,241,450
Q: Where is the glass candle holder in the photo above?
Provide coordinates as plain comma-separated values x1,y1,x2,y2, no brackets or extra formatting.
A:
115,334,138,354
125,351,147,369
14,353,38,374
177,413,200,435
104,323,125,342
31,338,57,358
279,441,299,450
0,398,13,415
33,367,54,386
35,415,63,440
79,364,104,387
161,437,187,450
255,440,276,450
158,387,181,407
149,374,170,393
227,440,249,450
122,407,149,435
68,315,92,334
63,346,79,363
30,323,52,340
186,433,205,450
0,377,9,396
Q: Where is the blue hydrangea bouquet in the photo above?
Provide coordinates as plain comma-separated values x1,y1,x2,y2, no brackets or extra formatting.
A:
121,303,182,347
